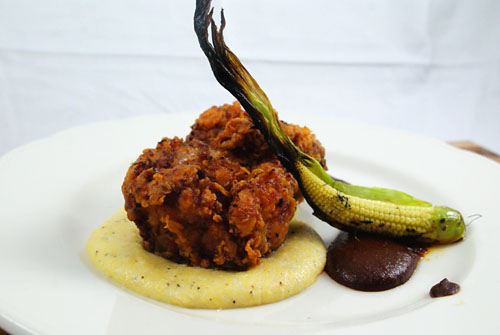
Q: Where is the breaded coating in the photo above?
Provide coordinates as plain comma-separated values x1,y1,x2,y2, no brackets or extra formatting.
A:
188,102,326,166
122,102,325,270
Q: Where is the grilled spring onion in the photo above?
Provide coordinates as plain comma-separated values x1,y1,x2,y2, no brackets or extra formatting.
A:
194,0,465,244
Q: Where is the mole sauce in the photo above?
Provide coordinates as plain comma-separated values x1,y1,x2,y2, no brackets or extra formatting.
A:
325,232,426,291
430,278,460,297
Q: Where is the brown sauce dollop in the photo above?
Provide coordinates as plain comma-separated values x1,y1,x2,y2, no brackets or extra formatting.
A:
325,232,426,291
429,278,460,297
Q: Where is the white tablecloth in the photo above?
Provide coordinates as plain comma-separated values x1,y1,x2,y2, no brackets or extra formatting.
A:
1,0,499,156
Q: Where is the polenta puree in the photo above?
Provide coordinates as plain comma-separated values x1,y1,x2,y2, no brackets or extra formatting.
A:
87,208,326,309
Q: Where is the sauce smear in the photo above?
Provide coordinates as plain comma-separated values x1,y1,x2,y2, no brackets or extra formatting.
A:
326,232,426,291
429,278,460,297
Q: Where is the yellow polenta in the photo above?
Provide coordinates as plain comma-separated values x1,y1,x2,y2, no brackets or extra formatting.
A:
87,208,326,309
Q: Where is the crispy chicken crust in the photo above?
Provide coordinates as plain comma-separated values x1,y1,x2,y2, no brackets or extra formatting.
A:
122,102,325,270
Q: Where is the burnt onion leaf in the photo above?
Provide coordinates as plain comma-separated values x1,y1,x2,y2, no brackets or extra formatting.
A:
194,0,302,171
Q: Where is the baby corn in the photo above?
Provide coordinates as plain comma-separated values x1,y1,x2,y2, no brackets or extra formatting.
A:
295,161,464,243
195,0,465,244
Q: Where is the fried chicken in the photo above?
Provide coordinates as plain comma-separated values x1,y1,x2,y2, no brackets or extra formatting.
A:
122,102,325,270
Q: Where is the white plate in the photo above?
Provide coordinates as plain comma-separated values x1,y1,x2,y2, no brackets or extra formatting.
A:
1,112,499,335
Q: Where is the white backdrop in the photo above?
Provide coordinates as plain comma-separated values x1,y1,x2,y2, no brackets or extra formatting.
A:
1,0,499,156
